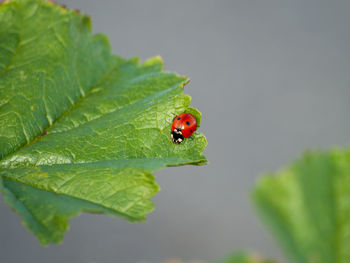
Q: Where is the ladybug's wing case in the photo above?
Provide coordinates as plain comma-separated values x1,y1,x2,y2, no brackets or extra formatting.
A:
180,114,197,138
171,113,187,131
181,120,197,137
171,113,197,138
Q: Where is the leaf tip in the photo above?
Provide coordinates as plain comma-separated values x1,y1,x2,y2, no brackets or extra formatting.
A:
47,0,67,10
46,0,86,18
141,56,164,71
154,55,163,62
181,77,190,90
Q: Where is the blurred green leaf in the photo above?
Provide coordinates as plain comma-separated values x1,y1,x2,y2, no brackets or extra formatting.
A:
0,0,207,244
253,150,350,263
213,252,278,263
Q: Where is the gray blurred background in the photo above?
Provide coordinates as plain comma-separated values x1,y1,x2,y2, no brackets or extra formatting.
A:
1,0,350,262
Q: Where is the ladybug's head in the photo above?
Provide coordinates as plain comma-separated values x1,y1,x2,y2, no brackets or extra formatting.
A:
171,128,184,144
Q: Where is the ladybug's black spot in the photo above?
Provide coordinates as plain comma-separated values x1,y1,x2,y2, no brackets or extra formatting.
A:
186,121,190,126
177,117,181,120
190,129,193,133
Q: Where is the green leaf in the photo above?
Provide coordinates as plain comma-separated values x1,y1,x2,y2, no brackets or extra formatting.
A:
253,149,350,263
0,0,207,245
212,252,278,263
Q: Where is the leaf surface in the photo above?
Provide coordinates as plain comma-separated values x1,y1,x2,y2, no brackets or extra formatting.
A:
253,150,350,263
0,0,207,244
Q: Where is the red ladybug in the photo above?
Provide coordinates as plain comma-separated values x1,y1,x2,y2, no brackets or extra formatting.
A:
171,113,197,144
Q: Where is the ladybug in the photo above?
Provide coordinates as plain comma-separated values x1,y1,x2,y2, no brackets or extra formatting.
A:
171,113,197,144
